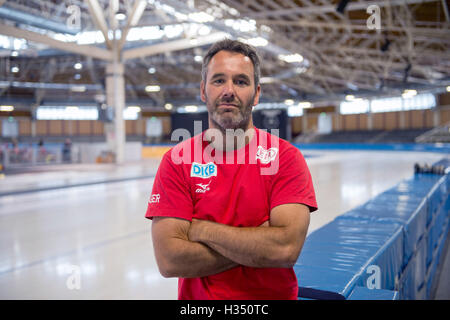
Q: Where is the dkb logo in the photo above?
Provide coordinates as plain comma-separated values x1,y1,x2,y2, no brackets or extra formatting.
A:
191,162,217,179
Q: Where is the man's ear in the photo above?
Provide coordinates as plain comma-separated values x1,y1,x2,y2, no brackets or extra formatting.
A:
253,84,261,106
200,81,206,102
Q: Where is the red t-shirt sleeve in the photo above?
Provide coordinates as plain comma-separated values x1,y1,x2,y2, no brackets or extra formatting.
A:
145,151,194,221
270,146,318,213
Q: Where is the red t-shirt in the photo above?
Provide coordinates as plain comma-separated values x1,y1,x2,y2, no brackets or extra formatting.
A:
146,127,317,299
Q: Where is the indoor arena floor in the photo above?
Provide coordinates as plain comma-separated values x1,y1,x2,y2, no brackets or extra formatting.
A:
0,149,447,299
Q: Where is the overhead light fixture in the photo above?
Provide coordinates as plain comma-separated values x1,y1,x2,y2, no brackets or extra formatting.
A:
71,85,86,92
244,37,268,47
148,67,156,74
115,12,127,21
260,77,275,84
402,89,417,98
0,105,14,112
145,85,160,92
74,62,82,70
446,86,450,92
345,94,355,101
127,106,141,112
164,103,173,110
37,106,98,120
295,67,307,74
278,53,303,63
188,12,214,23
194,55,203,63
11,51,18,57
65,106,79,112
284,99,294,105
185,105,198,112
298,102,312,109
198,25,211,36
11,66,19,73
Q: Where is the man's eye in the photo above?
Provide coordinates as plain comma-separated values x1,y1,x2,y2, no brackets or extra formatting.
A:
236,79,249,86
213,79,224,84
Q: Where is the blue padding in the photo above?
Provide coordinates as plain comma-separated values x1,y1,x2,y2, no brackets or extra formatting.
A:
297,157,449,300
425,253,439,299
427,197,450,268
427,182,444,221
347,286,399,300
437,176,448,203
399,237,427,299
407,175,444,226
399,256,415,299
432,158,450,168
425,219,448,298
432,204,447,245
342,197,426,268
295,265,355,300
296,218,403,299
390,176,441,227
427,229,434,269
352,222,404,291
415,237,427,289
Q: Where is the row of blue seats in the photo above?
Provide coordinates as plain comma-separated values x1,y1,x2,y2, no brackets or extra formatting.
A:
296,158,450,300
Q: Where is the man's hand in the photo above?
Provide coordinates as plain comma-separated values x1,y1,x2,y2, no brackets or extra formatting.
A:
186,204,310,269
188,218,269,242
151,217,238,278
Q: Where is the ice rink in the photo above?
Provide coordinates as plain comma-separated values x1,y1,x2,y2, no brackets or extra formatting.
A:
0,149,446,299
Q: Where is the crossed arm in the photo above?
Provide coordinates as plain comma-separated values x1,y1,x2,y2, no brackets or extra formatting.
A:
151,203,310,278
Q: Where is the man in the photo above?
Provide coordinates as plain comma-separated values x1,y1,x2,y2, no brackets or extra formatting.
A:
146,39,317,300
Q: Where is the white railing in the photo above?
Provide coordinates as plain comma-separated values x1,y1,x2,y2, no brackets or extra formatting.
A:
0,144,78,168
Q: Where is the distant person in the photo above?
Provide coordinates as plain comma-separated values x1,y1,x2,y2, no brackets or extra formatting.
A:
10,139,20,163
146,39,317,300
62,138,72,163
37,139,46,163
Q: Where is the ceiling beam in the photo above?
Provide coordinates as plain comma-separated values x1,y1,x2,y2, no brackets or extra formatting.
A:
442,0,450,22
85,0,113,49
122,32,230,61
0,6,80,35
0,23,113,61
256,18,450,37
118,0,147,51
246,0,440,19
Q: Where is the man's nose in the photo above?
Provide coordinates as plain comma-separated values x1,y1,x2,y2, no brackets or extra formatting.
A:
221,80,235,99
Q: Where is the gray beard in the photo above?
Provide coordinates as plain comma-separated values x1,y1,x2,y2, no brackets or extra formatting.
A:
207,95,254,133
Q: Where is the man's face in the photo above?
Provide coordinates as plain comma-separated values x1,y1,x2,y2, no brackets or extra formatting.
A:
201,50,261,132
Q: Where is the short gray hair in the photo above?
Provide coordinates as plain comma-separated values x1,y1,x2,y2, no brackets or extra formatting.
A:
201,39,261,90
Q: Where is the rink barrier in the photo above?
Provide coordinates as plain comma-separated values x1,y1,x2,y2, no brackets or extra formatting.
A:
293,143,450,153
141,142,450,156
295,158,450,300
